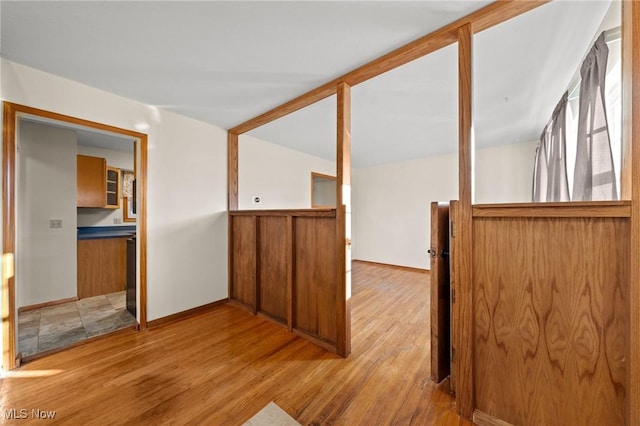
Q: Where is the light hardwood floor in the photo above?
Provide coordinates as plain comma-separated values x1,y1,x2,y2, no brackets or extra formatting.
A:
1,262,469,425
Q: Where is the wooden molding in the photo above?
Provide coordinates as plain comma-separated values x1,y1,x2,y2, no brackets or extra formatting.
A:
2,102,17,371
473,410,515,426
122,197,136,222
147,299,229,328
137,134,148,329
311,171,337,209
229,1,548,135
473,201,632,218
625,1,640,424
228,299,255,315
352,260,428,274
292,327,337,353
230,209,336,217
18,297,79,313
1,102,149,368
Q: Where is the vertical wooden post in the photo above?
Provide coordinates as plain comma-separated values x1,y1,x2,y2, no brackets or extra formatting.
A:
456,23,474,419
624,2,640,424
228,132,239,302
137,135,148,329
2,102,17,371
228,132,239,211
336,81,352,357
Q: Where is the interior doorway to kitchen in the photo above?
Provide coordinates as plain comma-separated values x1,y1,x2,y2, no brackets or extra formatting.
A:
2,102,148,370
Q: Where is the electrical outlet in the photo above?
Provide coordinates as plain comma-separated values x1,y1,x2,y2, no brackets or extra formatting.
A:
49,219,62,229
114,217,122,224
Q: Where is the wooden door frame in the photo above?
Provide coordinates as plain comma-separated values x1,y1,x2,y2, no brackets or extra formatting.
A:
2,102,149,371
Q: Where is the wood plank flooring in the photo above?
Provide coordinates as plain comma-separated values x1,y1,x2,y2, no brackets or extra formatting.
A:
0,262,469,425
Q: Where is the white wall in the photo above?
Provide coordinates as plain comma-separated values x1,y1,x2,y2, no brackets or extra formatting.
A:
2,59,228,321
475,140,537,204
238,134,336,210
77,145,134,227
17,121,77,307
352,153,458,270
352,141,536,270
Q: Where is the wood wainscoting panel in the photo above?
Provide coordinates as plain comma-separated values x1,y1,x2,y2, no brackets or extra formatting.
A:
258,216,288,324
473,216,629,425
231,215,257,310
293,216,338,345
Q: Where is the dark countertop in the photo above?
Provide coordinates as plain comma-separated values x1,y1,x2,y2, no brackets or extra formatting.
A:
78,225,136,240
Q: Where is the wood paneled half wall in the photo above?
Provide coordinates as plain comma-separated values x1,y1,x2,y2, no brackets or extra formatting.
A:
229,209,345,355
472,204,630,425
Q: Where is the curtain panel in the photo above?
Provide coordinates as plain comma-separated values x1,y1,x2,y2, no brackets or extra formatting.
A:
572,32,617,201
533,92,570,202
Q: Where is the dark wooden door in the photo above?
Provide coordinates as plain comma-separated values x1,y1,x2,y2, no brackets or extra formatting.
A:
430,202,450,383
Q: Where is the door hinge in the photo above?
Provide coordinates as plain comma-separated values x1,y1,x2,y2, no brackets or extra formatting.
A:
450,221,455,238
451,288,456,304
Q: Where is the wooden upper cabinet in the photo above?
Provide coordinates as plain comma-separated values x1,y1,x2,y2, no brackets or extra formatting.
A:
106,166,121,209
77,155,107,208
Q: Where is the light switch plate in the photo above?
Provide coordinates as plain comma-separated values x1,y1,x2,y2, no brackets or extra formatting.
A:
49,219,63,229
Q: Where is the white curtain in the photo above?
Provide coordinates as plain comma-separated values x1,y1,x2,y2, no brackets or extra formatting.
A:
572,33,617,201
533,93,570,202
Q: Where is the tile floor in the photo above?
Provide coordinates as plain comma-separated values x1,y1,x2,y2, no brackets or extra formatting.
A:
18,291,137,358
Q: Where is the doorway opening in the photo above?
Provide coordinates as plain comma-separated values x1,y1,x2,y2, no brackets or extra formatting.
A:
2,102,148,370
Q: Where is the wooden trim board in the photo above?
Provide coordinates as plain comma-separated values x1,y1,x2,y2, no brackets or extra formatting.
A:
147,299,229,328
2,102,17,371
18,297,79,313
473,410,515,426
352,260,428,274
624,1,640,424
473,201,632,218
230,209,336,217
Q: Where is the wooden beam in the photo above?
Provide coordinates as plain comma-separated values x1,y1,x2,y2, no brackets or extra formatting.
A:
456,23,474,419
2,102,17,371
229,0,548,135
336,81,352,357
624,1,640,424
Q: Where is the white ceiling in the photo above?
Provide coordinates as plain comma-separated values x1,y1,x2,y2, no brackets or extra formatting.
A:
1,1,615,167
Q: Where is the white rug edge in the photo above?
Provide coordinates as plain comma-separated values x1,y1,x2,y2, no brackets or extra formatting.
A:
243,401,301,426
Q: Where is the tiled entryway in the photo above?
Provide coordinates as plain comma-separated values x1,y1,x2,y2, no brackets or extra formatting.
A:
18,291,137,358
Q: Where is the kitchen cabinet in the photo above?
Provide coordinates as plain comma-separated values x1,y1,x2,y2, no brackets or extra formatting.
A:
77,155,106,207
106,166,121,209
77,155,121,209
77,237,127,298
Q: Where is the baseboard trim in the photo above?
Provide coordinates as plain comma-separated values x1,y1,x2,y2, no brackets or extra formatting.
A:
19,297,79,313
473,409,515,426
292,328,337,354
352,259,429,274
147,298,229,328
